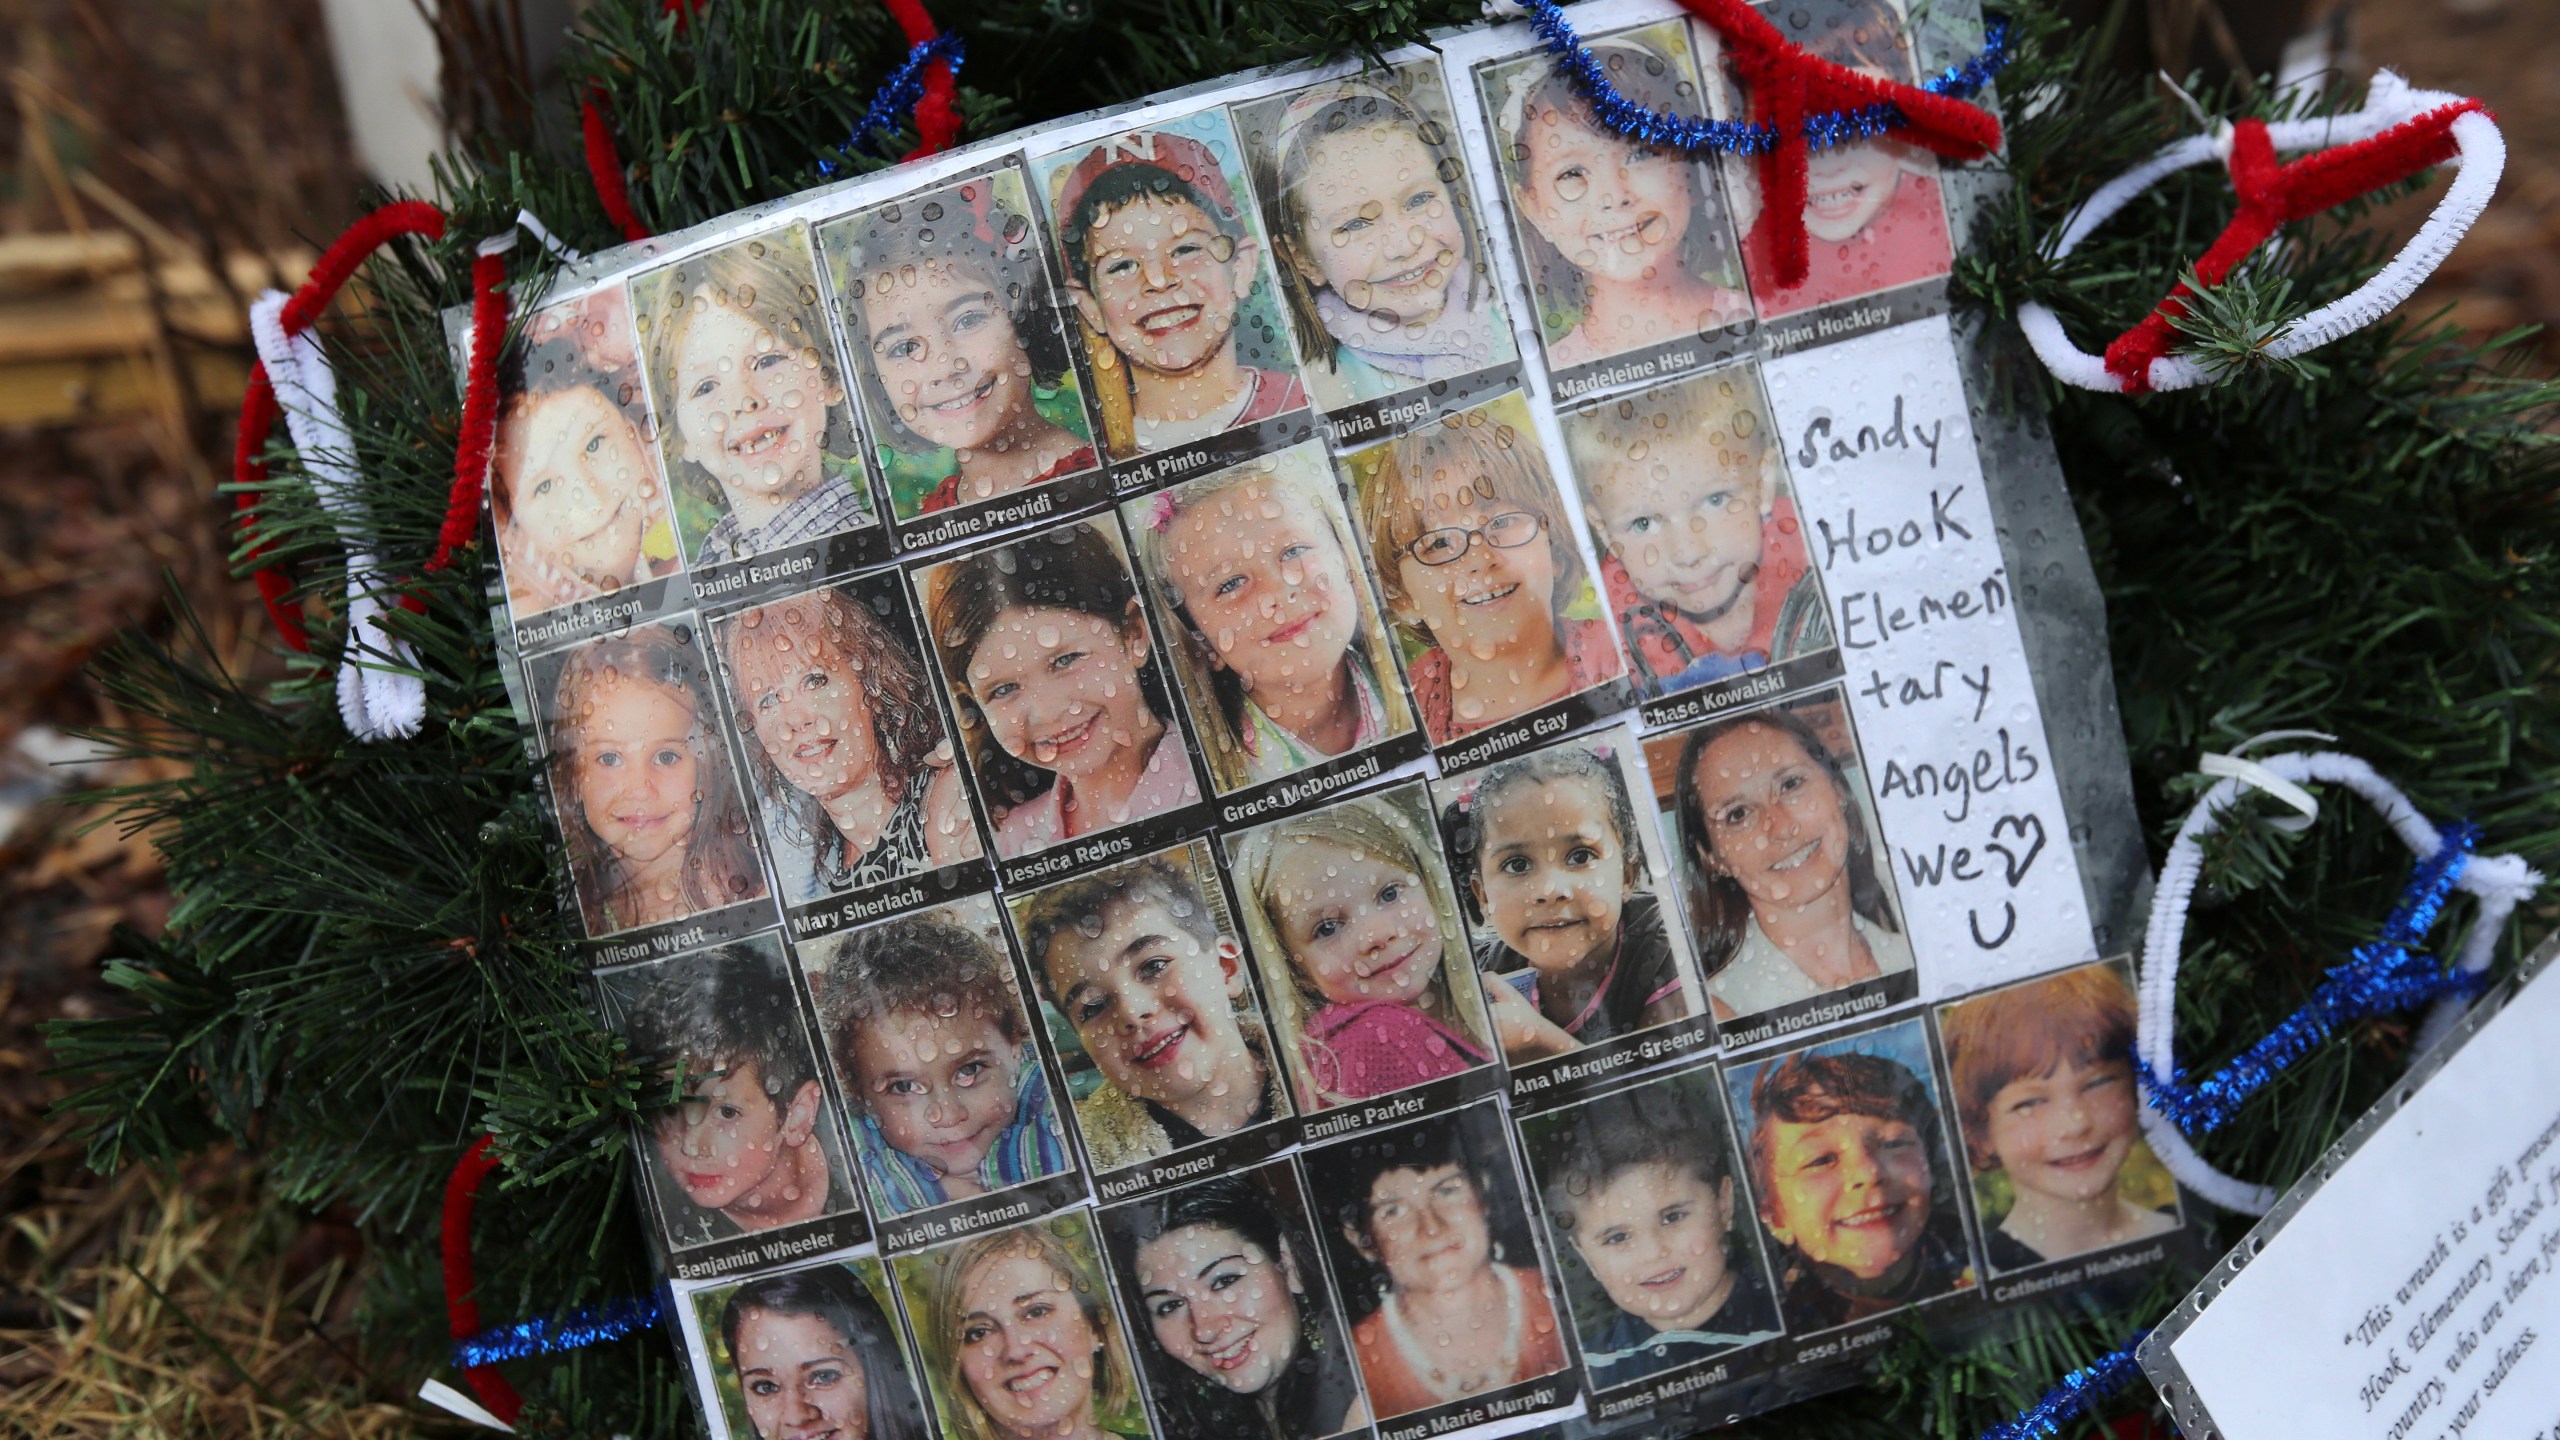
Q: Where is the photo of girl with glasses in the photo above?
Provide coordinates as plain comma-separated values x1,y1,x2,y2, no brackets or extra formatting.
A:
1704,0,1955,318
711,580,982,902
1477,21,1751,372
1126,445,1415,794
1227,785,1498,1110
1654,694,1914,1024
535,622,768,935
918,518,1203,860
896,1212,1156,1440
1236,63,1516,414
820,168,1102,521
490,288,683,616
631,227,875,565
1101,1166,1371,1440
1346,393,1625,745
1304,1104,1570,1419
693,1258,932,1440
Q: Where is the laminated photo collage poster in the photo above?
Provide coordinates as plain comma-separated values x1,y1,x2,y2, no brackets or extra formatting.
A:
481,1,2188,1435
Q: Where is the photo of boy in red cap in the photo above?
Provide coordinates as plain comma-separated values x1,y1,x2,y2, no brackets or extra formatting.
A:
1040,113,1310,458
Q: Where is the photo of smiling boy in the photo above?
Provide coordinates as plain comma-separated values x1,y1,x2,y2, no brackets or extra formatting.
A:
819,166,1103,526
1036,110,1311,460
1725,1023,1976,1334
1520,1071,1780,1389
1235,61,1518,421
629,224,875,567
688,1256,932,1440
1437,731,1702,1066
1938,961,2180,1273
1010,842,1293,1175
1126,443,1417,795
490,287,684,621
1702,0,1955,321
1475,20,1751,389
603,938,860,1252
801,896,1071,1219
1561,367,1834,703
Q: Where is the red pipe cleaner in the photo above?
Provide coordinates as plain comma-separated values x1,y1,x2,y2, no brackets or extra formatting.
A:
413,249,513,599
231,199,447,650
1675,0,2002,289
581,83,653,244
2103,100,2487,391
441,1135,525,1425
880,0,961,157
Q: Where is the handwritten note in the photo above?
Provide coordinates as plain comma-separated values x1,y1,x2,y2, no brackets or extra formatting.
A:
2165,959,2560,1440
1762,316,2097,999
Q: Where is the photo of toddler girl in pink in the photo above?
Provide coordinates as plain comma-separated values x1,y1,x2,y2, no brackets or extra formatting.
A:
1228,784,1498,1109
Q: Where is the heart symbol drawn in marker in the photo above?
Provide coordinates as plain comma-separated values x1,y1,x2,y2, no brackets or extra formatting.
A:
1985,813,2047,888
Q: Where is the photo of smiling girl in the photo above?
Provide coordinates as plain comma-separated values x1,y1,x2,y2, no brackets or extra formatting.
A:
1435,730,1702,1068
1227,783,1499,1112
1035,110,1311,462
600,936,861,1254
533,621,769,937
1938,961,2180,1273
491,287,683,620
710,577,984,905
630,225,876,568
1010,841,1293,1175
1646,690,1916,1032
894,1211,1156,1440
1518,1068,1781,1391
1126,443,1416,795
1235,62,1517,420
689,1257,932,1440
1476,21,1751,387
918,517,1205,863
1100,1164,1370,1440
1700,0,1956,321
1724,1020,1976,1333
1344,392,1627,747
819,165,1103,528
801,895,1072,1219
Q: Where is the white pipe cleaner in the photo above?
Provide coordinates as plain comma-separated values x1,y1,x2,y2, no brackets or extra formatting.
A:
2136,745,2540,1213
248,292,428,741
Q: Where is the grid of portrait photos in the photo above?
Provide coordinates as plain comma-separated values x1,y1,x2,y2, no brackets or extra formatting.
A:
481,2,2185,1436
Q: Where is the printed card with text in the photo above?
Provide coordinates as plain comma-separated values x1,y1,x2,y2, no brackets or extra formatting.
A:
2145,941,2560,1440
